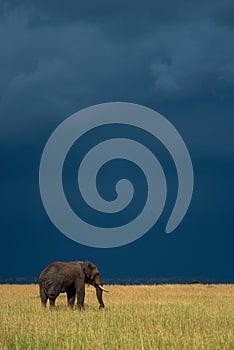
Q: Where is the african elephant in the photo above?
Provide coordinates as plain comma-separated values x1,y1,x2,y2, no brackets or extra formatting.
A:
39,261,109,309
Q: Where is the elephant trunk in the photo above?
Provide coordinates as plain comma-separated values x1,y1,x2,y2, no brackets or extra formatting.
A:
95,285,105,308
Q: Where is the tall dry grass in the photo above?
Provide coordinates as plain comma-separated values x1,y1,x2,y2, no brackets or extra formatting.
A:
0,284,233,349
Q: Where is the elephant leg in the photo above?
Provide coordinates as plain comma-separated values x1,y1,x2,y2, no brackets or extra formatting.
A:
67,289,76,309
49,298,56,310
76,285,85,310
39,285,48,308
95,286,105,309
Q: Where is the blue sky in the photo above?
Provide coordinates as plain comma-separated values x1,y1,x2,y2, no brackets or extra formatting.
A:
1,1,233,282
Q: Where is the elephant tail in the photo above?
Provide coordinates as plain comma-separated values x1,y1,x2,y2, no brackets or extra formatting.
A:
39,276,48,295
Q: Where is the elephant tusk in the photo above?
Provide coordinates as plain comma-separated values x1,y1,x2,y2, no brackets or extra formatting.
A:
98,285,109,292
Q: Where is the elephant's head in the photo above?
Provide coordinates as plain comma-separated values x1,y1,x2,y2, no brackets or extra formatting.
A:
82,261,109,292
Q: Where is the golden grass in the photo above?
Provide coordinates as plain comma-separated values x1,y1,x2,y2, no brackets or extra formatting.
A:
0,284,233,349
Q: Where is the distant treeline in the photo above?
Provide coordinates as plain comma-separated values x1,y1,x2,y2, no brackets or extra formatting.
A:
0,276,231,284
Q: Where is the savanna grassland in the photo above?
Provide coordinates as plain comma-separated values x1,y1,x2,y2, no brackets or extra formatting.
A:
0,284,233,350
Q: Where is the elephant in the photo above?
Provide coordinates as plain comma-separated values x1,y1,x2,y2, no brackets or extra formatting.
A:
39,260,109,309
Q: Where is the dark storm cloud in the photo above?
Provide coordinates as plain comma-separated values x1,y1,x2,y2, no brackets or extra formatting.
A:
1,0,234,28
0,0,191,25
0,0,234,157
150,21,234,98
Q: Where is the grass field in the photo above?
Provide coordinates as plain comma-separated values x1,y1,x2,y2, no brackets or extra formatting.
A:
0,284,233,349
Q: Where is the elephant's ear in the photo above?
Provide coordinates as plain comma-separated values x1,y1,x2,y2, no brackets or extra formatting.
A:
82,261,94,278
